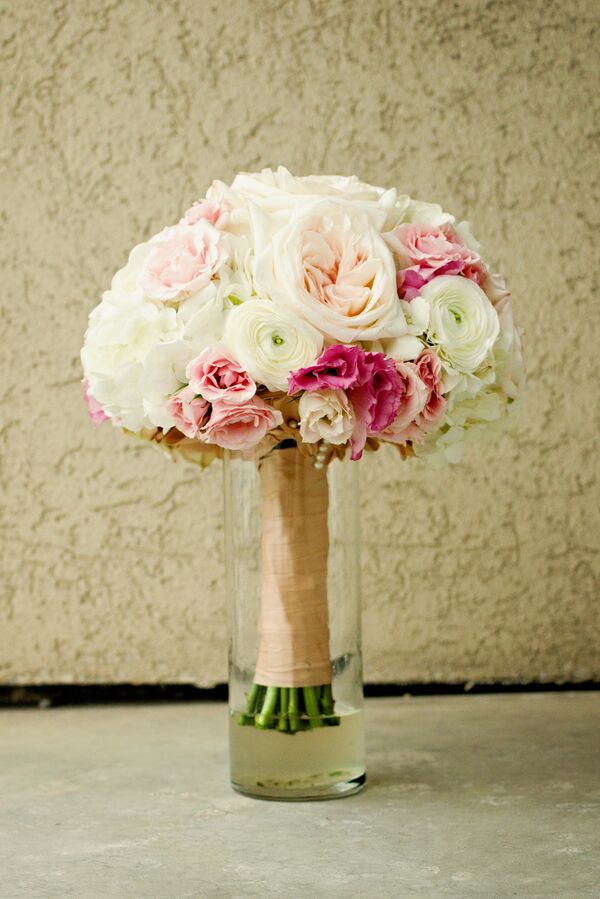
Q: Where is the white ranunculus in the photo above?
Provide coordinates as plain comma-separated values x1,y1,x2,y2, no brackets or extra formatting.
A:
81,291,182,431
421,275,499,373
254,200,407,342
298,389,355,445
224,298,323,391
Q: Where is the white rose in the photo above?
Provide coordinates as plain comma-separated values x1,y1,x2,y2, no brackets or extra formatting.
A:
216,232,254,304
421,275,499,373
230,167,386,214
178,282,228,345
138,286,232,429
254,200,407,342
298,389,355,445
224,298,323,391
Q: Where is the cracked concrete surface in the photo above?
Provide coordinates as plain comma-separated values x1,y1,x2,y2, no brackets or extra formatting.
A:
1,694,599,897
0,1,599,685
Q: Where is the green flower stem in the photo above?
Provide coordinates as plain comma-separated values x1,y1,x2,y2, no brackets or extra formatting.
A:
237,681,261,725
277,687,289,732
320,683,335,716
302,686,324,727
288,687,300,733
255,685,279,729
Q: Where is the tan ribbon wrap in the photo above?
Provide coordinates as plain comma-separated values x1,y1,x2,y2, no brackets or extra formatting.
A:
255,448,332,688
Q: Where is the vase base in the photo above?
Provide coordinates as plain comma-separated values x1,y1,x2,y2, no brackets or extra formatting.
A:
231,772,366,802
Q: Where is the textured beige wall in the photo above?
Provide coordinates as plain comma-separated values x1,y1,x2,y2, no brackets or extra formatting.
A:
1,0,599,686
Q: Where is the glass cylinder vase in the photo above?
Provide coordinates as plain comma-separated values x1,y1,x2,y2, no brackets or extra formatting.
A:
223,445,365,801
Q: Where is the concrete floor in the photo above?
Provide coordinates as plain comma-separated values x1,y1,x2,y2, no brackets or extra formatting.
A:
0,694,598,898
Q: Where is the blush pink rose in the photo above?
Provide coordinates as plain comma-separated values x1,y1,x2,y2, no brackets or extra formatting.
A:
180,198,229,229
186,346,256,405
415,350,446,430
82,379,108,425
203,397,283,451
379,362,429,445
167,385,209,438
388,223,483,300
139,221,226,300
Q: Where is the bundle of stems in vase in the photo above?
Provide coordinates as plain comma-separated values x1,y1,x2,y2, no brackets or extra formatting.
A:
238,683,339,733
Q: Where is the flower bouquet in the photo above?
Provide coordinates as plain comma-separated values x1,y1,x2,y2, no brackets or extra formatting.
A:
82,167,523,799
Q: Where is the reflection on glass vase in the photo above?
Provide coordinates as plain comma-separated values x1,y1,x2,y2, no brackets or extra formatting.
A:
223,445,365,801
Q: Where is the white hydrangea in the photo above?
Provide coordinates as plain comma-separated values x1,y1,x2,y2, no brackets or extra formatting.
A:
81,290,182,431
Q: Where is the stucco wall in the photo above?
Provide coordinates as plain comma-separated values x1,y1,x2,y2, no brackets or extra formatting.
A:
1,0,598,686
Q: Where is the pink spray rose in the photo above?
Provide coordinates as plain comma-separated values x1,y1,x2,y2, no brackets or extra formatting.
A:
414,349,446,430
167,385,209,439
82,379,108,425
203,397,283,451
387,223,483,300
180,198,229,229
139,221,226,300
289,344,403,460
379,362,429,445
381,350,446,445
186,346,256,405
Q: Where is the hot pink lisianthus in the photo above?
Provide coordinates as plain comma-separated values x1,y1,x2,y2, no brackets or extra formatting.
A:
82,379,108,425
139,221,226,300
289,344,403,460
167,386,209,438
288,344,368,392
180,198,229,229
387,223,483,300
348,353,403,459
203,397,283,451
186,346,256,405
